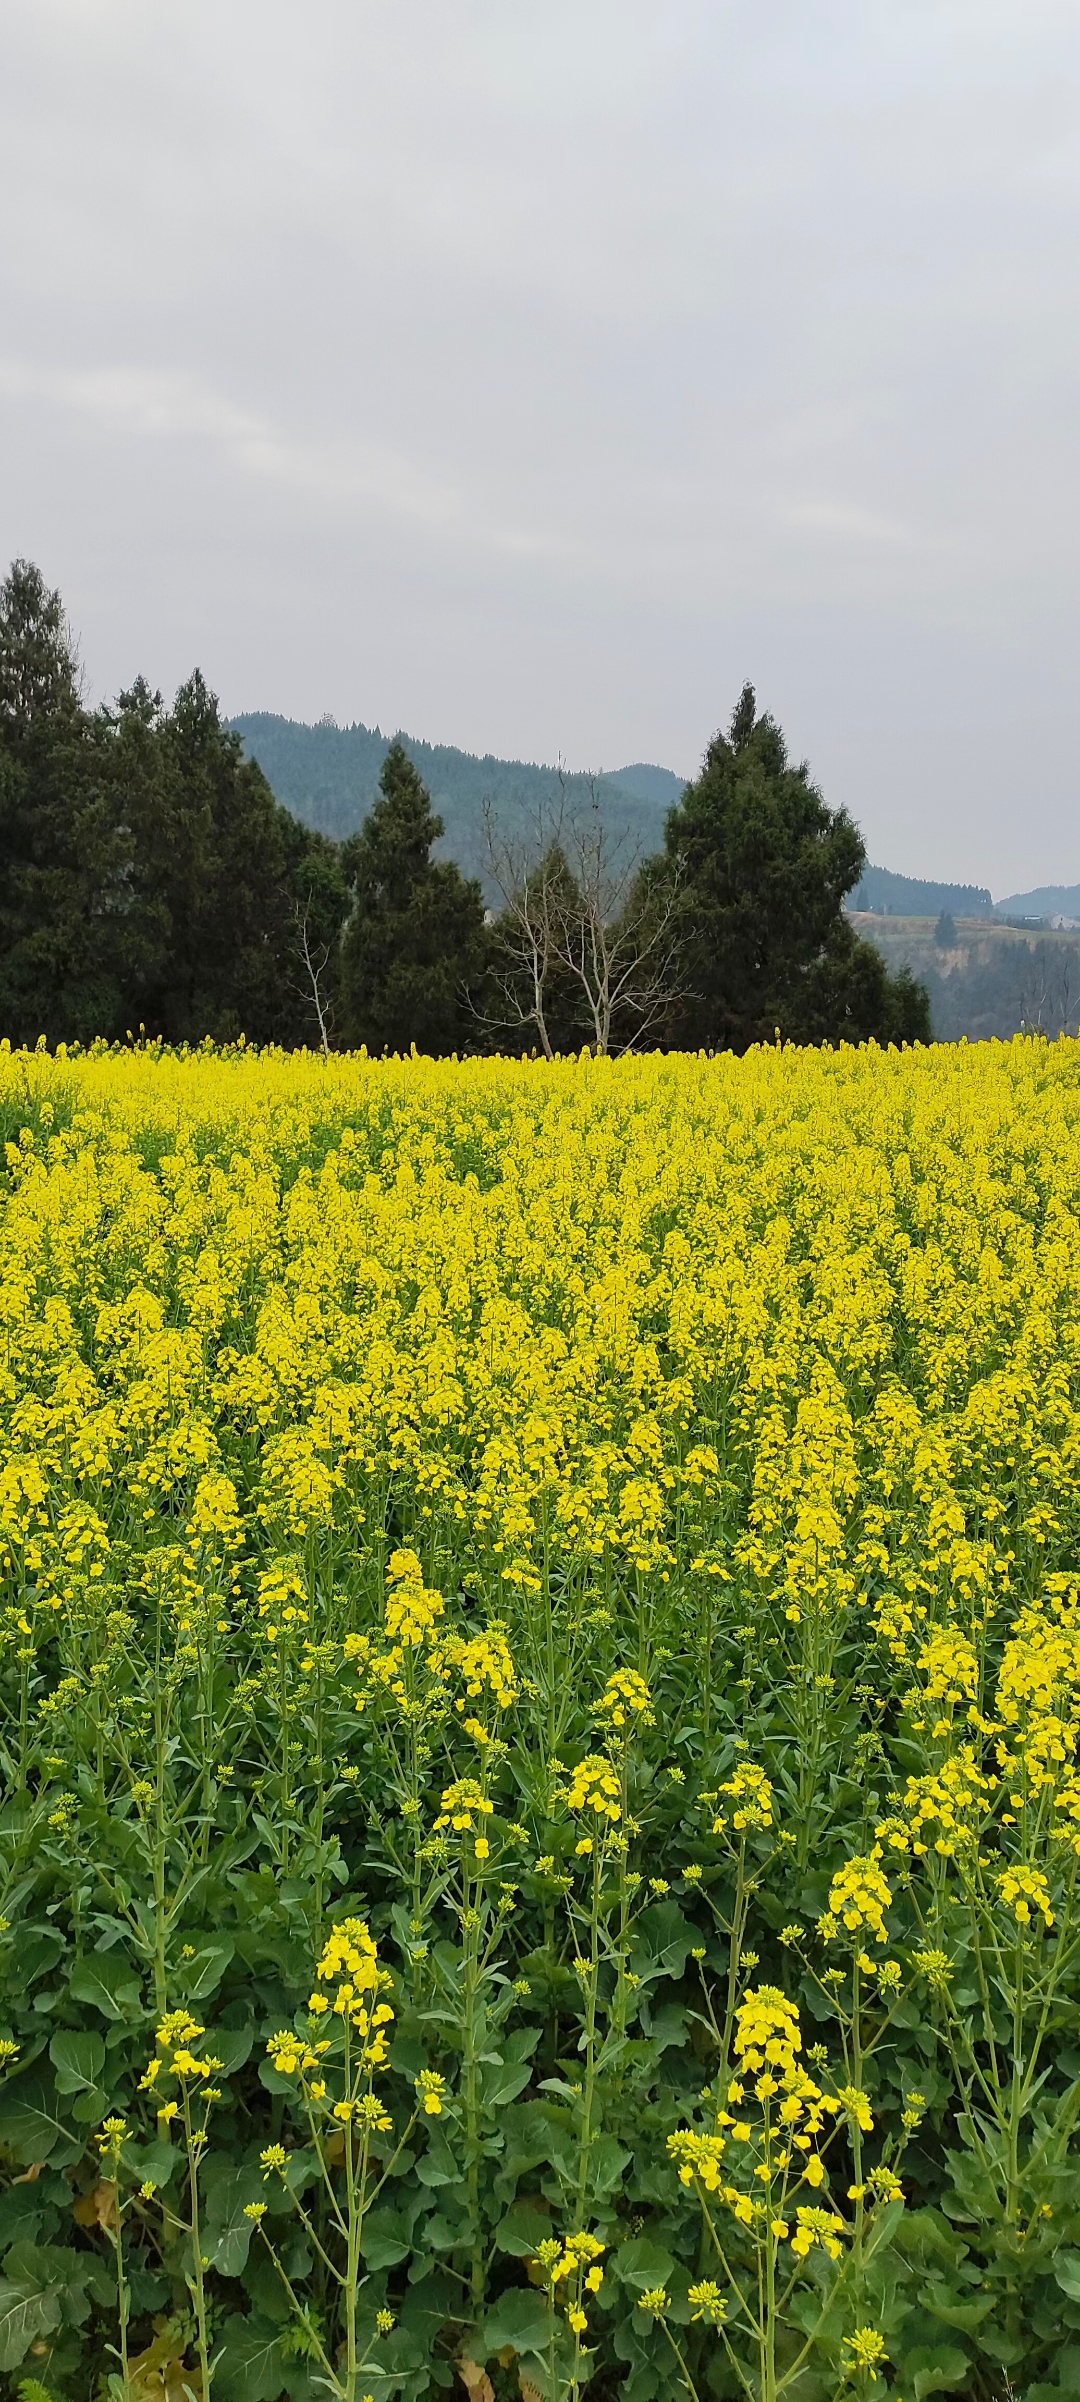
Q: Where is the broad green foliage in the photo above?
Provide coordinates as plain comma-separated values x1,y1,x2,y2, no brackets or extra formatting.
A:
2,1041,1080,2397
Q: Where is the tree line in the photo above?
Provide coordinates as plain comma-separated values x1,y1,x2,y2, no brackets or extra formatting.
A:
0,561,929,1053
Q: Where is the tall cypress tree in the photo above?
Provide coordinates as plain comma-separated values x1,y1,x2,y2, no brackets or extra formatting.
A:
0,564,351,1048
0,558,81,732
659,684,928,1049
338,740,489,1054
0,561,144,1043
126,671,350,1046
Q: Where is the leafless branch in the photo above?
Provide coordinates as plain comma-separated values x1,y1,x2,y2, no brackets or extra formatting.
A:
292,897,334,1055
1019,942,1077,1040
479,794,562,1057
480,770,684,1056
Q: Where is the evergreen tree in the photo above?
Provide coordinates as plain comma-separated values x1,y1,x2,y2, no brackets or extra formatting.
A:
0,564,351,1048
338,741,489,1054
793,920,931,1045
0,558,81,733
115,670,350,1047
0,562,142,1043
659,684,928,1049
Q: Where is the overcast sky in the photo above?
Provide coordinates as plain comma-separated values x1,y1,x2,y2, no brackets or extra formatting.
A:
3,0,1078,896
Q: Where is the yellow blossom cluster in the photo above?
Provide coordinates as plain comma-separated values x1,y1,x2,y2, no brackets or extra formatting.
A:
669,1990,849,2266
712,1760,775,1836
533,2231,606,2341
433,1777,494,1835
895,1748,992,1859
566,1754,622,1823
818,1853,893,1945
997,1865,1055,1930
596,1668,653,1730
384,1547,445,1644
293,1917,396,2068
139,2009,224,2124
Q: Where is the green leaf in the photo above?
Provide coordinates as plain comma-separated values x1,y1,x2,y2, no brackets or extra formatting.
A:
614,2237,676,2291
640,2003,687,2054
419,2207,471,2254
0,2242,105,2370
414,2134,458,2189
863,2196,905,2260
633,1901,696,1978
902,2346,971,2400
477,2055,534,2109
480,2285,552,2358
257,2055,296,2096
126,2136,181,2187
179,1941,235,2001
588,2134,631,2197
67,1951,141,2021
359,2206,411,2270
7,1935,63,1991
208,2026,254,2077
502,2026,542,2065
918,2280,994,2334
71,2084,110,2127
0,2195,45,2253
5,2242,107,2326
239,2247,292,2327
48,2030,105,2096
0,2072,82,2168
496,2200,553,2256
0,2264,62,2373
204,2166,267,2277
1058,2252,1080,2303
895,2207,967,2273
213,2311,288,2402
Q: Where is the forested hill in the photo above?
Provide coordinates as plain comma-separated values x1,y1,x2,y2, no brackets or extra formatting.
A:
994,882,1080,919
230,713,685,891
849,861,993,917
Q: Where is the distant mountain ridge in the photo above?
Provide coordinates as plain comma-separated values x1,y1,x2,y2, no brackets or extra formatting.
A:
993,884,1080,920
852,869,1080,924
230,713,685,897
850,863,993,918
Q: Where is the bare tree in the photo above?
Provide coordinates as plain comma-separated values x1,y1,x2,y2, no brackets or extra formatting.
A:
481,801,564,1058
482,772,684,1056
1019,941,1078,1040
293,897,335,1054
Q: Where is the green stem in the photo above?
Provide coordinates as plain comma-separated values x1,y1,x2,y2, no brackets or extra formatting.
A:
182,2096,211,2396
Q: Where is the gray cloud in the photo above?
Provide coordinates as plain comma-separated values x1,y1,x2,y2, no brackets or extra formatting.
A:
2,0,1078,893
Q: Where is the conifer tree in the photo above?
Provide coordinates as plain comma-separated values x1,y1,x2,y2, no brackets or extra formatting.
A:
0,563,350,1047
0,560,139,1043
145,670,347,1045
338,740,489,1054
658,683,929,1048
0,558,81,734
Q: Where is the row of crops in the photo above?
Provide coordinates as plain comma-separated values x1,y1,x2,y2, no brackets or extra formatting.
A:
1,1038,1079,2401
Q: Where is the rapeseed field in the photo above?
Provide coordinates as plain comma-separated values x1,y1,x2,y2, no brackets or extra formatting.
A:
1,1038,1079,2402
